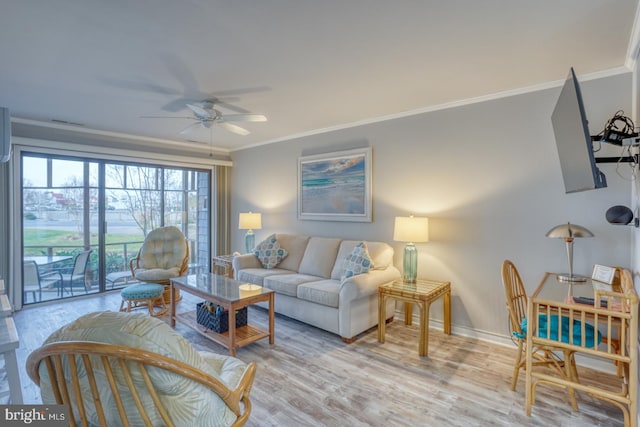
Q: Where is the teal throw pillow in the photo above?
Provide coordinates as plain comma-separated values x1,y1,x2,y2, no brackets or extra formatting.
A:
254,234,288,269
340,242,374,283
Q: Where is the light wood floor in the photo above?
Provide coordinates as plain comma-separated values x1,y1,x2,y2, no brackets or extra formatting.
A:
5,291,626,426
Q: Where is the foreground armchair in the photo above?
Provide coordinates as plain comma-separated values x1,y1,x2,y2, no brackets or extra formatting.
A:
26,311,256,427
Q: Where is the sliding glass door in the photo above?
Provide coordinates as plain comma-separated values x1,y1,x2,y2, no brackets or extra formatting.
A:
21,152,211,305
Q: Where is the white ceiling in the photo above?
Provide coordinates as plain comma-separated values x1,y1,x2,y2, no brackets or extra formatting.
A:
1,0,640,153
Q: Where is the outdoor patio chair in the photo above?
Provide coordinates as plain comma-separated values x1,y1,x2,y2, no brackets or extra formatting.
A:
23,260,63,303
60,250,93,296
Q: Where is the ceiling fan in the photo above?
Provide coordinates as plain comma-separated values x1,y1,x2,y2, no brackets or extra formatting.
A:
141,100,267,136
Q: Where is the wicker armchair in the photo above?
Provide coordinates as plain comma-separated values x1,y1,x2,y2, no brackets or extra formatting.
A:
27,311,256,427
130,226,189,302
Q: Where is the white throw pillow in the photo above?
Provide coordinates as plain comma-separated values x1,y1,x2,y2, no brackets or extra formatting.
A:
254,234,288,269
340,241,374,283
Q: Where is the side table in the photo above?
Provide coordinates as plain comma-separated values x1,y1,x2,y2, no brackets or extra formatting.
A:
212,255,235,278
378,278,451,356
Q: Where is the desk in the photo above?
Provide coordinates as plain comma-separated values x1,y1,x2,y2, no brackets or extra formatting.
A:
378,278,451,356
525,273,638,426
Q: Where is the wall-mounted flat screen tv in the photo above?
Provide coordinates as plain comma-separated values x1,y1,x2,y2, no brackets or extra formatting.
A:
551,67,606,193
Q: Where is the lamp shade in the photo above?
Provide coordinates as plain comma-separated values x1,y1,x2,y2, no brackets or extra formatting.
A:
545,222,593,239
239,212,262,230
545,221,593,283
394,216,429,243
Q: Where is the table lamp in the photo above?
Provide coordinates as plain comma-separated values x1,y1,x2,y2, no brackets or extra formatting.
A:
239,212,262,254
545,222,593,282
394,216,429,283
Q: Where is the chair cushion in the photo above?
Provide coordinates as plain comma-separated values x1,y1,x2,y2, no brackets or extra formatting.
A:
133,267,182,282
254,234,288,268
516,314,602,347
120,283,164,299
39,311,242,427
138,226,187,270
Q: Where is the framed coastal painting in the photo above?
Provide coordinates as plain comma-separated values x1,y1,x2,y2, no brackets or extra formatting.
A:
298,147,372,222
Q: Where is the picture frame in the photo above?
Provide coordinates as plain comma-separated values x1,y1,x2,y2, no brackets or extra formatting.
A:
298,147,372,222
592,264,615,285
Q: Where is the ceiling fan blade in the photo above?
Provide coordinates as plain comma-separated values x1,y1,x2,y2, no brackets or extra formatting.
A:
178,122,200,135
186,103,212,119
222,114,267,122
218,121,250,136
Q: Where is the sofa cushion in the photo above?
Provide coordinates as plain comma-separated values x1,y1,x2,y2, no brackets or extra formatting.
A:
274,234,311,272
237,268,294,286
340,242,373,283
298,237,342,278
254,234,288,268
297,279,340,308
264,274,323,296
331,240,394,280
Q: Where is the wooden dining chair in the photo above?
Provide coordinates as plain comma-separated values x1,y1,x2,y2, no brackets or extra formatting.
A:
501,260,579,409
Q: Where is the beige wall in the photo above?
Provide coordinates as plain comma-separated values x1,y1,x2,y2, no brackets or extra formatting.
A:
230,72,634,339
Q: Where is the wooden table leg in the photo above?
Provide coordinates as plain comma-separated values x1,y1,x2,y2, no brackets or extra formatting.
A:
419,302,430,356
169,283,176,327
404,302,413,325
443,289,451,335
229,305,237,356
377,293,386,343
269,293,275,345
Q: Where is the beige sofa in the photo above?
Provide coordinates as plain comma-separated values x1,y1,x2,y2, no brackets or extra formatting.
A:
232,234,400,342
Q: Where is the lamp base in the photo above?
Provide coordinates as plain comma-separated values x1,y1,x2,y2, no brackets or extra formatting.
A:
402,243,418,284
245,231,255,254
556,273,588,283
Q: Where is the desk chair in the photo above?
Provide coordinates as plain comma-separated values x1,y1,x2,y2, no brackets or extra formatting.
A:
501,260,581,409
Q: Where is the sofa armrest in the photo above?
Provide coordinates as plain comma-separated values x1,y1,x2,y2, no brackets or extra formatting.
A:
232,254,262,272
339,266,401,302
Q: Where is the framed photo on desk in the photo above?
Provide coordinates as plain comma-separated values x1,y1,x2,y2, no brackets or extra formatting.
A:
592,264,615,285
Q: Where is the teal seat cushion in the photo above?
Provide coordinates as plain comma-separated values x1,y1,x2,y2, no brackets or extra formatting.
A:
121,283,165,299
515,314,601,348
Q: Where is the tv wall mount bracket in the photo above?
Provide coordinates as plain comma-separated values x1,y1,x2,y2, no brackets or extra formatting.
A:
591,135,639,164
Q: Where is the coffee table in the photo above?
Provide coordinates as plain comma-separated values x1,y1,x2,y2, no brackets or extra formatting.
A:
170,273,275,356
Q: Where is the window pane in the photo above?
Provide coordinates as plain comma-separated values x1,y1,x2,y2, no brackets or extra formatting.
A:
51,159,85,187
105,164,125,188
164,169,183,190
23,157,47,187
127,166,158,190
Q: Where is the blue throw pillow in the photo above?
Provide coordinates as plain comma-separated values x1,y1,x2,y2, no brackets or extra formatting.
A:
340,242,374,283
253,234,288,269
